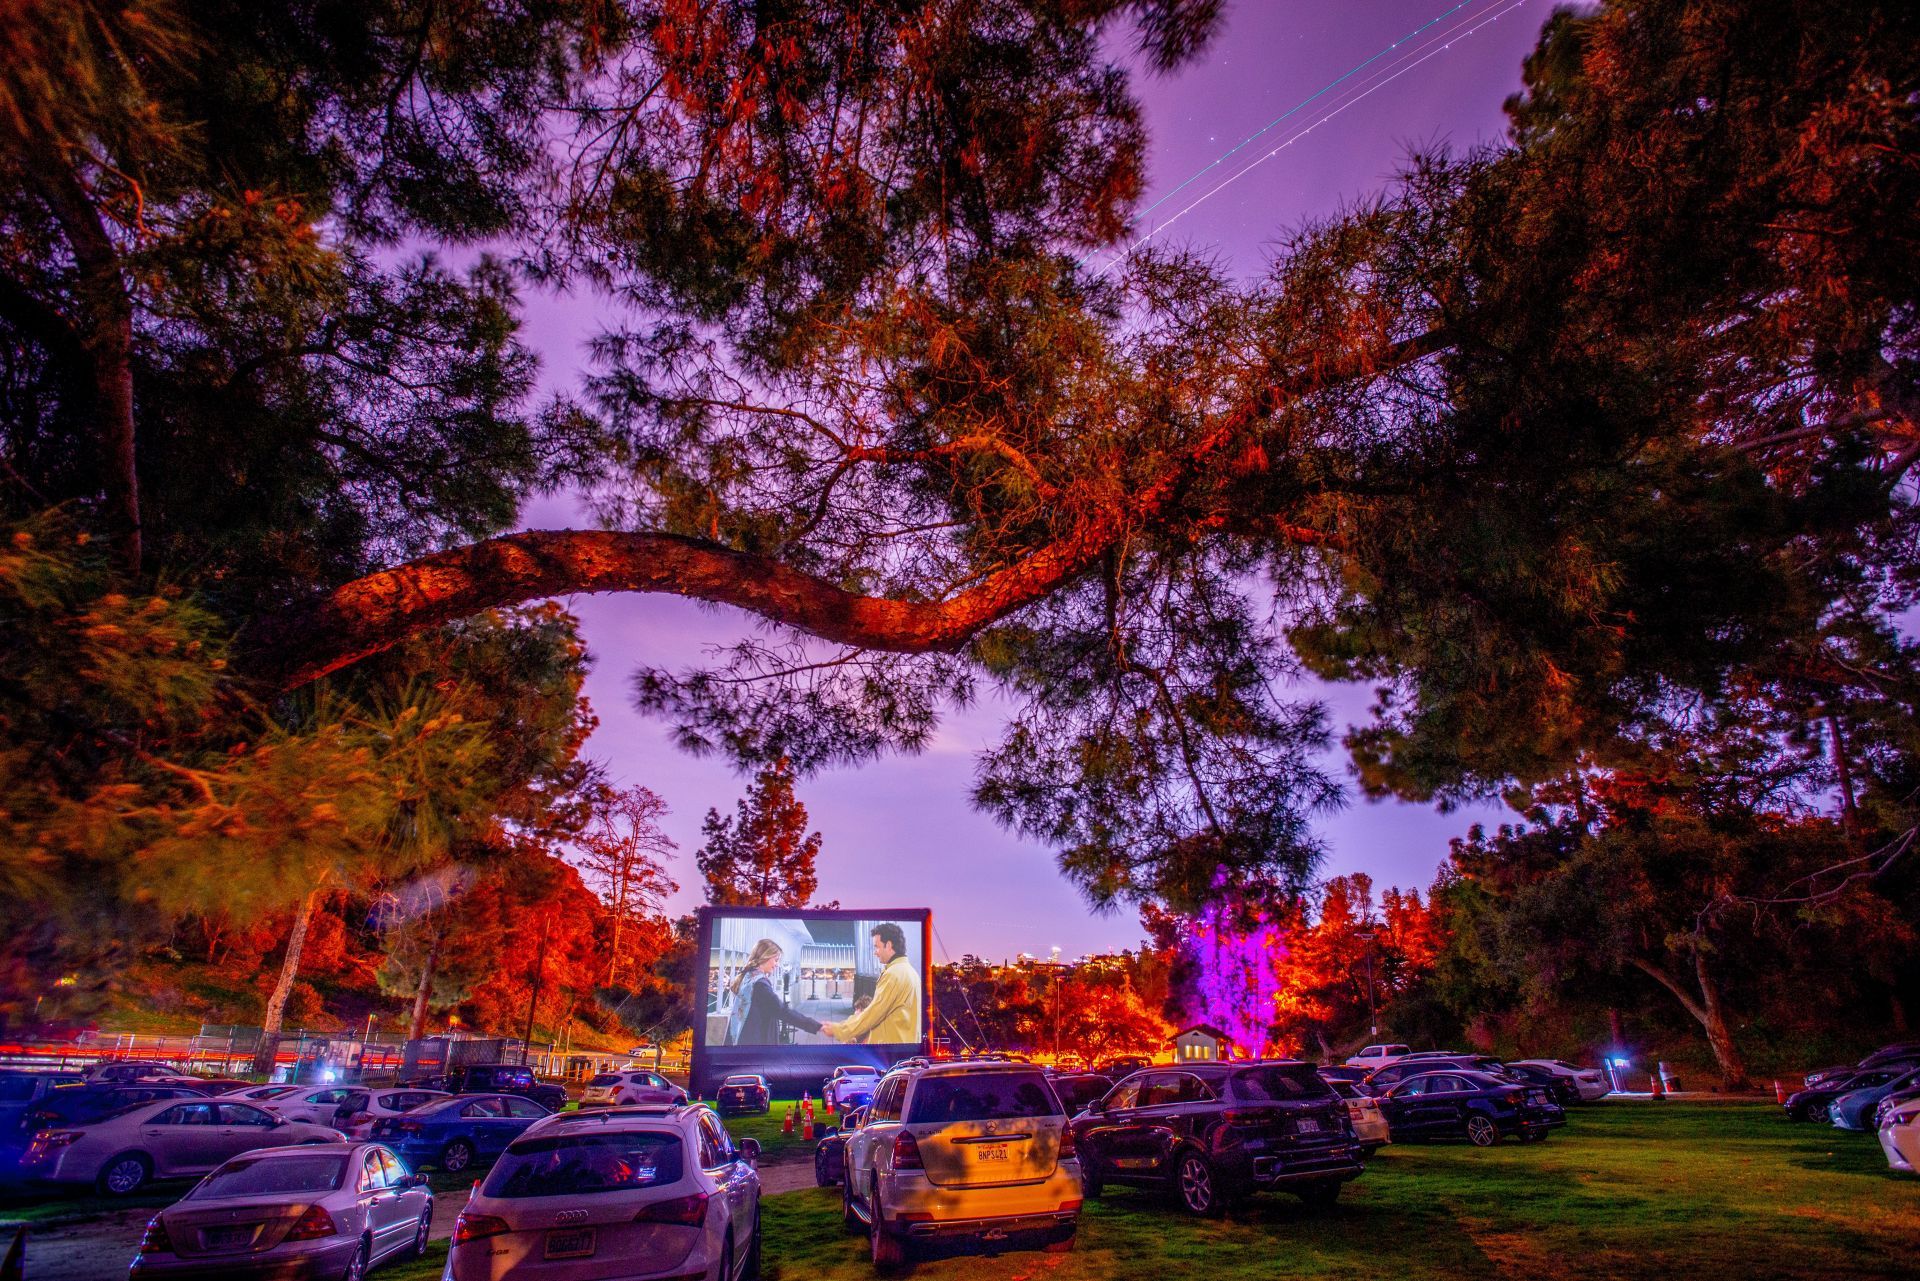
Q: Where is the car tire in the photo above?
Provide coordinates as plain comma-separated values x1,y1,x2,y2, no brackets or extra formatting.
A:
1082,1158,1104,1199
96,1151,152,1196
409,1206,432,1258
870,1176,908,1270
1043,1226,1077,1253
342,1238,369,1281
1466,1115,1500,1147
1174,1150,1223,1217
815,1145,835,1188
841,1172,865,1235
742,1209,762,1281
441,1138,477,1172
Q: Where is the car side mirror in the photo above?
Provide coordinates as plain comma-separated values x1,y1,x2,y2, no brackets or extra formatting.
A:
271,1115,288,1127
1086,1098,1106,1114
738,1138,761,1165
403,1173,429,1188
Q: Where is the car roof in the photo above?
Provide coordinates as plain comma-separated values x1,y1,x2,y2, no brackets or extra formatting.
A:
524,1103,700,1136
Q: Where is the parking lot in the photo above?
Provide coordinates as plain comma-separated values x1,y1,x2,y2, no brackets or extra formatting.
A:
6,1100,1912,1280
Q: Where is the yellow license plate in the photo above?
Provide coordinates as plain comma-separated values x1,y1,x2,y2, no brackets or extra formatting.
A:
976,1144,1009,1161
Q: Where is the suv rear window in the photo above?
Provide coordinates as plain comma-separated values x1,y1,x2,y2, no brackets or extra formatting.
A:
907,1072,1060,1124
484,1133,684,1198
1230,1066,1334,1101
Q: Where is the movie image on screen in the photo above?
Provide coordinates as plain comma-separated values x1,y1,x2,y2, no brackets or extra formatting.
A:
706,914,923,1048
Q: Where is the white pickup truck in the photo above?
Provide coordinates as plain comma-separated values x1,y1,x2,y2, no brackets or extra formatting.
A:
1343,1043,1412,1070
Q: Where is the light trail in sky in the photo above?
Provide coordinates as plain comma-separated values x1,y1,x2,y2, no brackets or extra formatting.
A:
1092,0,1538,279
1098,0,1487,250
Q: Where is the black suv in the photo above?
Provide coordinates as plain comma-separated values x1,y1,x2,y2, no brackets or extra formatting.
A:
1070,1061,1365,1215
431,1064,568,1111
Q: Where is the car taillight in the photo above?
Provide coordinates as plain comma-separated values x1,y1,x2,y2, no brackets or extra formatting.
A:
634,1193,708,1226
138,1216,173,1254
286,1206,337,1241
453,1212,511,1244
398,1121,422,1133
892,1132,923,1170
1058,1125,1075,1158
347,1112,371,1126
1503,1090,1524,1105
25,1131,80,1157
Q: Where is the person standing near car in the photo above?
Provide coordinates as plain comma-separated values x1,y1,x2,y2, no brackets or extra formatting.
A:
822,924,920,1045
726,939,823,1045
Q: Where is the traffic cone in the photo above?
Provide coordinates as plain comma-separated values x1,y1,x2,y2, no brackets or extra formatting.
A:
1773,1080,1786,1105
1649,1071,1665,1099
824,1093,835,1115
802,1114,815,1141
782,1104,794,1134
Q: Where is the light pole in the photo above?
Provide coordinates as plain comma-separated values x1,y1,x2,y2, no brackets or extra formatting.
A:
1353,930,1378,1038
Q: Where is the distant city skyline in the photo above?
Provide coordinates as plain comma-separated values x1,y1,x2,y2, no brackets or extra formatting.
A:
520,1,1543,960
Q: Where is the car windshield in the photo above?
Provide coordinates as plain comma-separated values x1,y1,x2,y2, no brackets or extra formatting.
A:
1230,1066,1333,1101
193,1155,347,1198
589,1074,623,1087
908,1072,1059,1123
483,1133,684,1198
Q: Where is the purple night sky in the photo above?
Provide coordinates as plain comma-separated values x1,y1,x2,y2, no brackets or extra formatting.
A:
517,1,1549,961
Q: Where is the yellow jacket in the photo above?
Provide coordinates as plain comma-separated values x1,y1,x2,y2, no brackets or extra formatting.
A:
831,956,921,1045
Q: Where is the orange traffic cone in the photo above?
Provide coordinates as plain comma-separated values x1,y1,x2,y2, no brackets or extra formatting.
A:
802,1114,815,1141
1773,1080,1786,1105
824,1093,835,1115
782,1104,794,1134
1649,1071,1665,1099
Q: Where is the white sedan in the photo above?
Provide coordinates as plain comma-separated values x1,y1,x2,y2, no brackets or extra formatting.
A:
1881,1099,1920,1174
447,1103,761,1280
19,1097,344,1194
260,1086,360,1126
333,1088,450,1139
1508,1060,1613,1102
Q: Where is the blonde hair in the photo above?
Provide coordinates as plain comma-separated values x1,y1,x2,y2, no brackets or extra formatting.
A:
728,938,783,995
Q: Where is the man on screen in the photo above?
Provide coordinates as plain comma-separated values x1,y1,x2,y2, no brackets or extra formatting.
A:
821,923,920,1045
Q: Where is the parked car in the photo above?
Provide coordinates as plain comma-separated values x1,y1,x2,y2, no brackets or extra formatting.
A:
1880,1097,1920,1174
1343,1044,1412,1070
128,1141,432,1279
436,1064,569,1112
1072,1061,1362,1217
824,1065,883,1111
1802,1043,1920,1091
1501,1063,1580,1107
19,1097,343,1195
217,1085,304,1105
446,1103,760,1281
1048,1073,1112,1117
1507,1059,1613,1102
17,1084,210,1138
1875,1086,1920,1133
1325,1079,1391,1151
1785,1068,1910,1123
843,1060,1082,1266
83,1061,184,1085
1375,1070,1563,1146
1830,1066,1920,1132
260,1086,361,1127
1316,1065,1370,1084
815,1107,864,1187
0,1072,84,1134
332,1089,449,1139
715,1075,771,1116
1361,1057,1491,1096
371,1093,551,1174
1093,1056,1152,1077
579,1069,688,1109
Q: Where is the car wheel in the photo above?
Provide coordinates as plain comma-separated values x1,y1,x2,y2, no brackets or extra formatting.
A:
742,1208,762,1281
1466,1115,1500,1147
1806,1101,1829,1125
441,1139,476,1172
1296,1180,1341,1209
409,1206,432,1258
841,1172,865,1235
97,1152,152,1196
1043,1225,1077,1253
1175,1150,1222,1217
869,1176,908,1269
342,1238,369,1281
815,1146,834,1188
1081,1157,1104,1199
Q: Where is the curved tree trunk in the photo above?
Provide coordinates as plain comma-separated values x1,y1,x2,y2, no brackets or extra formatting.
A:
407,927,443,1042
256,888,320,1073
1629,952,1749,1089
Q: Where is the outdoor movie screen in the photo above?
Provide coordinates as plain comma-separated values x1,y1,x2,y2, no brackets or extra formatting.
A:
703,911,927,1049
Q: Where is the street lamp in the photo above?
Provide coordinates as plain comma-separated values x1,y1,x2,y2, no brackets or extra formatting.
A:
1353,931,1378,1038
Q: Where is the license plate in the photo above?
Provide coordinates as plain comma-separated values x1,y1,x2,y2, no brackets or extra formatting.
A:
1295,1117,1321,1134
975,1144,1009,1162
545,1228,595,1259
204,1225,255,1248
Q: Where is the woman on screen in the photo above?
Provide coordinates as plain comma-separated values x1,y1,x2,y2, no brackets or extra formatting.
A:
725,939,824,1045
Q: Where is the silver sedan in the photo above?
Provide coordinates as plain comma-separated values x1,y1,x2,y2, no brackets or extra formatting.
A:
130,1142,432,1280
19,1097,344,1195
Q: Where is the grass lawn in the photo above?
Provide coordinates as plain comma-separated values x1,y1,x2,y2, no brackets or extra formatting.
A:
749,1101,1915,1280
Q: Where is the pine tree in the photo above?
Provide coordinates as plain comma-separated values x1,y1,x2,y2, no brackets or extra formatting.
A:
572,786,678,985
694,758,822,908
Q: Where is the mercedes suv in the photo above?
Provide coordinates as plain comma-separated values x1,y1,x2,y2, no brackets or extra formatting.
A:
840,1060,1082,1269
